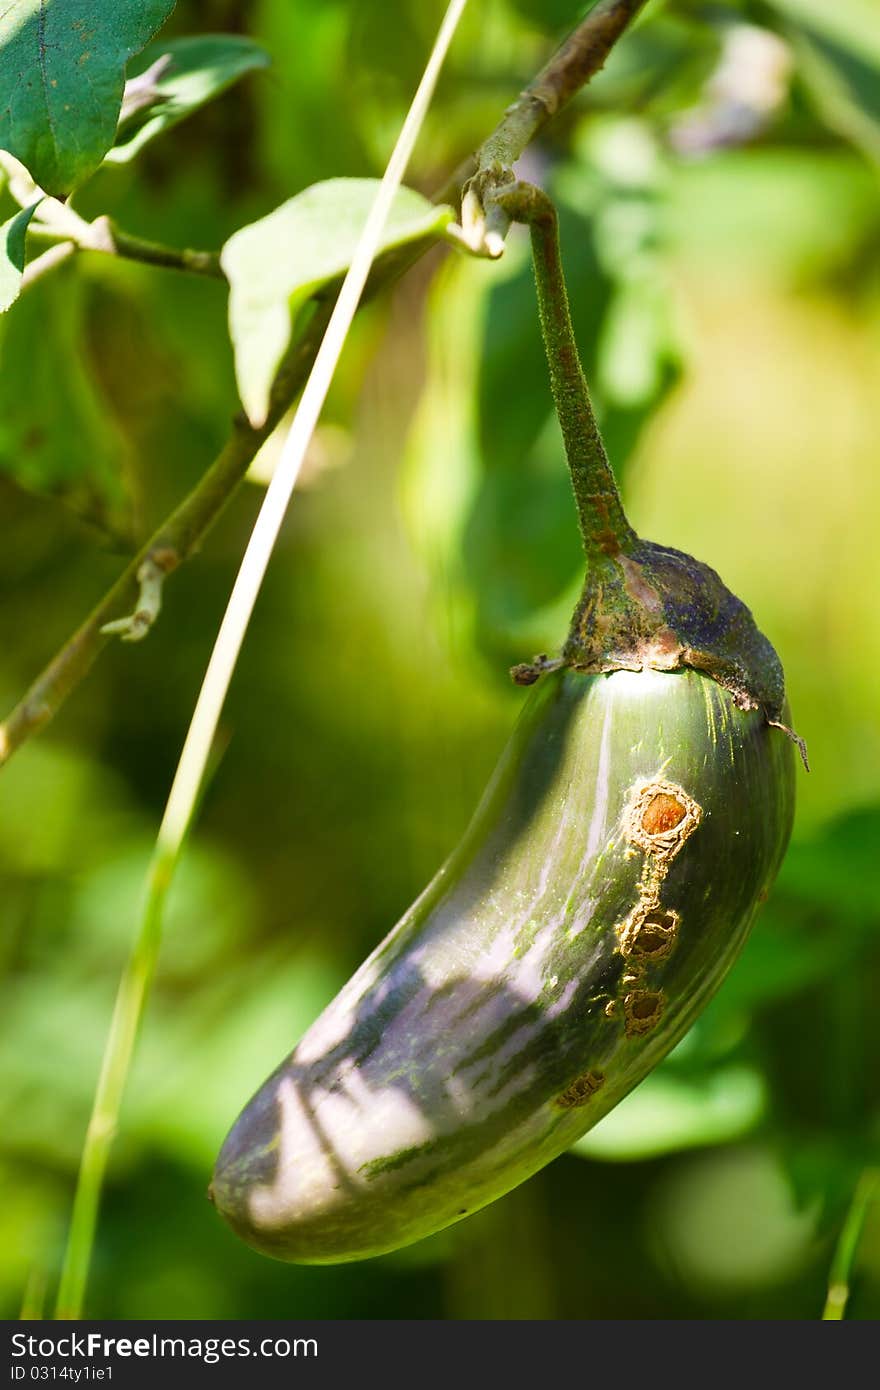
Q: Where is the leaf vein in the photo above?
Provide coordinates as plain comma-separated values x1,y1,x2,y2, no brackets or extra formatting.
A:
37,0,60,162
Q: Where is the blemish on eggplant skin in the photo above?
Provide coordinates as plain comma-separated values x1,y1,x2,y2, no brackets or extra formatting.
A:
610,782,699,1020
555,1070,605,1108
643,792,686,835
624,779,702,860
623,989,664,1036
618,905,679,960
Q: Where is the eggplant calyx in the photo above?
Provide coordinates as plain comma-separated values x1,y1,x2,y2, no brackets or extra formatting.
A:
562,537,807,765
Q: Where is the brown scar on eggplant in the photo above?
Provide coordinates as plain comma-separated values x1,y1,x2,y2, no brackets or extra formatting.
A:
556,1070,605,1108
611,778,700,995
611,781,701,1001
625,779,703,861
618,904,680,960
624,989,664,1036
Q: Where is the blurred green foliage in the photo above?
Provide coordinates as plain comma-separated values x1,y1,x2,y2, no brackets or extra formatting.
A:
1,0,879,1320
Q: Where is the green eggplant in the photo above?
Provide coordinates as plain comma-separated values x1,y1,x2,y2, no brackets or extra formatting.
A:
211,184,804,1263
211,665,794,1262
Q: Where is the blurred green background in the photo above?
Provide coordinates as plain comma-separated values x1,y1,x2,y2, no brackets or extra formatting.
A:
1,0,879,1319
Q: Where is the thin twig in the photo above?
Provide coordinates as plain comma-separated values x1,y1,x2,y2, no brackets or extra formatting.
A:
436,0,647,205
0,0,650,770
26,213,223,279
479,0,647,169
94,217,223,277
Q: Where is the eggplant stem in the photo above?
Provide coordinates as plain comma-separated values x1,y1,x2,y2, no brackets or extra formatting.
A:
493,179,637,567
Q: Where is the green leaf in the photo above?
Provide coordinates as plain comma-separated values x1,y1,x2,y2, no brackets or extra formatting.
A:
222,178,452,427
508,0,591,27
790,29,880,164
777,807,880,918
580,12,722,119
714,808,880,1014
0,270,132,536
0,0,176,196
0,200,38,312
105,34,270,165
766,0,880,62
767,0,880,163
571,1066,766,1163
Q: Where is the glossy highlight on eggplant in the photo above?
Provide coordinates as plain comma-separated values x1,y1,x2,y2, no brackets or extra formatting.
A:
211,667,795,1262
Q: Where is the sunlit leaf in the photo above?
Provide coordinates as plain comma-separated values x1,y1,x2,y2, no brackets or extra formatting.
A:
222,179,452,427
0,0,176,195
106,34,271,165
571,1066,766,1162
